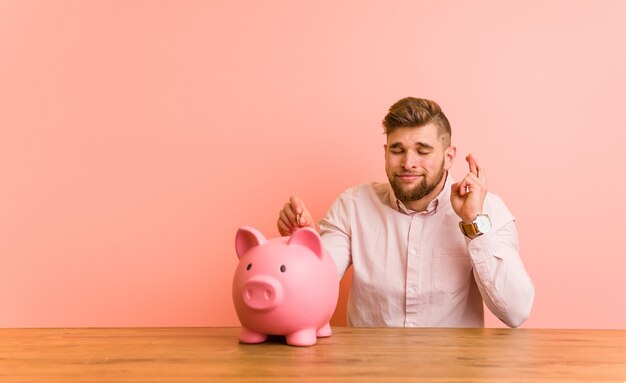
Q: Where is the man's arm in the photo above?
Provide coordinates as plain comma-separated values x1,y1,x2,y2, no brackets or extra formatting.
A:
451,154,534,327
319,218,352,279
467,214,535,328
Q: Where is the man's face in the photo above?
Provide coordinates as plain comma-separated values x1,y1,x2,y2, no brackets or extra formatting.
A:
384,124,455,203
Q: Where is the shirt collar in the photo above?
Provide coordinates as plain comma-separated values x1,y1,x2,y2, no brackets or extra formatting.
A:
391,171,453,215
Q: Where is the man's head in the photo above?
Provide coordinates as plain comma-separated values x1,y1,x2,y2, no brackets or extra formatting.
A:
383,97,451,147
383,97,456,207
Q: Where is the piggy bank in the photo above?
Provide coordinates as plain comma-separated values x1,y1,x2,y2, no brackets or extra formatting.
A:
232,226,339,346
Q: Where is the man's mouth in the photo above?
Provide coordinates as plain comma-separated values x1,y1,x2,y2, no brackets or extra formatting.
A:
396,174,423,181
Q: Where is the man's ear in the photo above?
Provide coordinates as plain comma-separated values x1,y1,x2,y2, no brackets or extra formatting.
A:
444,145,456,170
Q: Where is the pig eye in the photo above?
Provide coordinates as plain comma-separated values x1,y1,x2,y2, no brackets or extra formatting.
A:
280,265,286,273
246,263,252,271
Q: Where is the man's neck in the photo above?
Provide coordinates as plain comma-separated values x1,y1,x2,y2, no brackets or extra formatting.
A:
401,171,448,212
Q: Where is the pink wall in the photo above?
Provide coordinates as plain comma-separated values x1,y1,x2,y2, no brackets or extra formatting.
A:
2,1,625,329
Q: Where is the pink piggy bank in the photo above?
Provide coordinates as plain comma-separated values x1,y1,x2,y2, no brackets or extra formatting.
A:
232,226,339,346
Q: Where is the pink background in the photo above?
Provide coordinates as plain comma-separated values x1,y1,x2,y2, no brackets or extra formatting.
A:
2,1,625,329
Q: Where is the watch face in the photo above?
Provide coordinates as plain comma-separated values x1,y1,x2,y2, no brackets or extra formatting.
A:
475,215,492,233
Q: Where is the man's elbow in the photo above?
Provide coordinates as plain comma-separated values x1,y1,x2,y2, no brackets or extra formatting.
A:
503,310,529,329
502,282,535,328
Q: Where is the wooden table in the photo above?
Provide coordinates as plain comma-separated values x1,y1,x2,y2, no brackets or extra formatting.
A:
1,327,625,382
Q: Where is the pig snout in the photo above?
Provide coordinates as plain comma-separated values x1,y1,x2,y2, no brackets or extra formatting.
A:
242,275,283,310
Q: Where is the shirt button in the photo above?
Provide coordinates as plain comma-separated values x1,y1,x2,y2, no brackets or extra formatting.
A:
409,248,417,256
408,288,415,294
406,323,415,327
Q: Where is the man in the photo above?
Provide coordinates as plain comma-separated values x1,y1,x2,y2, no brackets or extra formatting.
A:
277,97,534,328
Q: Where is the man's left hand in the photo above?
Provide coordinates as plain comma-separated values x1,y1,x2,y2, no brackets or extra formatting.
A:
451,153,487,223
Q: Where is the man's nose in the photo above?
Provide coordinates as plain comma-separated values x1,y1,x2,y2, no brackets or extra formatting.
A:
402,152,419,169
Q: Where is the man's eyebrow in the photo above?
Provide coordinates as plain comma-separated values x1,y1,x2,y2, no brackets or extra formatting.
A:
416,142,434,149
388,141,434,149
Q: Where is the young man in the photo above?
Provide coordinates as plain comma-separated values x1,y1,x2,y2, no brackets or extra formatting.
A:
277,97,534,328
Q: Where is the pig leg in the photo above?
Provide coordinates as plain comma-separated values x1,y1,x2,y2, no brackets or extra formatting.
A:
239,327,267,344
285,328,317,346
316,322,332,337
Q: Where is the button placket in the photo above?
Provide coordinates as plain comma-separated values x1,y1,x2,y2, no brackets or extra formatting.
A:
405,215,422,326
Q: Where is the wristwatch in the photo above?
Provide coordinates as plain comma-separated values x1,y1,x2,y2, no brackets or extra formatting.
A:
459,214,492,237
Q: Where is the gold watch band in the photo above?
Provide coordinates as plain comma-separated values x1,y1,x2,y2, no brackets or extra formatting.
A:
459,221,478,236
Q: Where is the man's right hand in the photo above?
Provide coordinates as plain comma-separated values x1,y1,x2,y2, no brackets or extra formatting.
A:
277,195,315,236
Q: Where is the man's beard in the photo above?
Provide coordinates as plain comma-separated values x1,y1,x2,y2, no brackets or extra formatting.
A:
389,161,446,202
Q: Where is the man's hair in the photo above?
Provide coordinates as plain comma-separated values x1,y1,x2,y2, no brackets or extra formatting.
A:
382,97,451,147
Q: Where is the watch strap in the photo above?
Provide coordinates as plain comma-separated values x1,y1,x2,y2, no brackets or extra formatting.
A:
459,221,479,236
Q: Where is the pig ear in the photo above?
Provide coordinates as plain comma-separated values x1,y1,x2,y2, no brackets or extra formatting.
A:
287,227,323,259
235,227,267,259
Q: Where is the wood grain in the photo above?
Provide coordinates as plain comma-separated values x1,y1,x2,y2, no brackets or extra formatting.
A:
1,327,625,382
